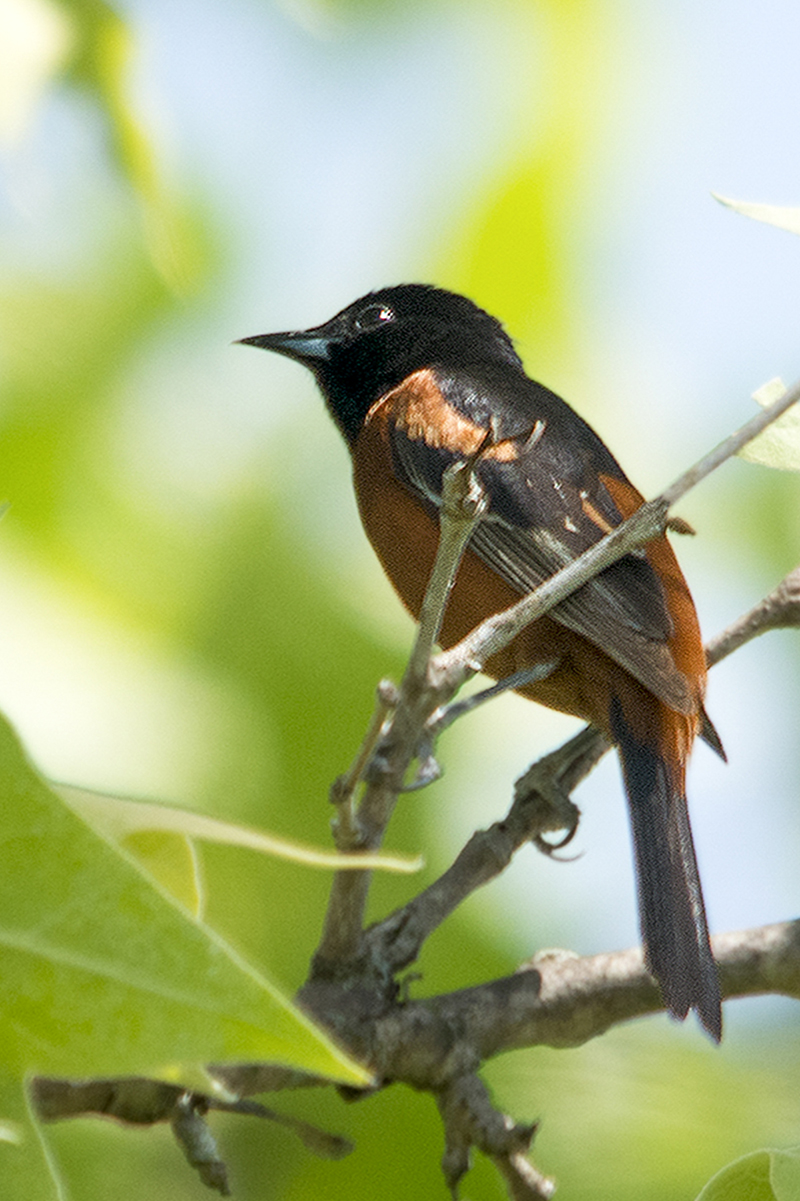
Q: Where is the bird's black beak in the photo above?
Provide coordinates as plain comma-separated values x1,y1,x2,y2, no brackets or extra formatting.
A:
236,329,334,366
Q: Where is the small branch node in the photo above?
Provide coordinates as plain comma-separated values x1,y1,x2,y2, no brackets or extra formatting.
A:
399,751,443,791
666,515,696,535
442,456,489,521
495,1150,556,1201
170,1092,230,1196
409,457,486,678
437,1074,549,1201
377,677,401,708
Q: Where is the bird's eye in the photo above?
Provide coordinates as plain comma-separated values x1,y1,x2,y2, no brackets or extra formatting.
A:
353,304,395,332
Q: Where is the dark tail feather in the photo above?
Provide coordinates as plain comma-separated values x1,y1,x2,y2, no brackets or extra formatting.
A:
611,702,722,1042
699,703,727,762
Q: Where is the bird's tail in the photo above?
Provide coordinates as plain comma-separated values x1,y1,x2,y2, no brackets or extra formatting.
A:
611,699,722,1041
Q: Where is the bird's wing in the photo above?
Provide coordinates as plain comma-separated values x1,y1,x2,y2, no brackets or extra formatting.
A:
389,365,696,714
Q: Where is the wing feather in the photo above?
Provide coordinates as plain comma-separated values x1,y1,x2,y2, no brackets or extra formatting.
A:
389,366,696,715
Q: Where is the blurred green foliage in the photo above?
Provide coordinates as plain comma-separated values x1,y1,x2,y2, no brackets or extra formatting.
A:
1,0,798,1198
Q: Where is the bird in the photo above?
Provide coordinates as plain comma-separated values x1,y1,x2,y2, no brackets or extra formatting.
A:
239,283,723,1041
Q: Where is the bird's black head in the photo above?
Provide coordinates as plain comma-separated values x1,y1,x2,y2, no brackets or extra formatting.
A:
238,284,523,443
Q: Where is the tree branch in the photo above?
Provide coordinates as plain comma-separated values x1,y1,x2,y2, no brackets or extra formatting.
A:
394,920,800,1065
363,726,602,973
311,381,800,983
30,388,800,1199
35,918,798,1197
360,558,800,975
312,461,486,974
706,563,800,666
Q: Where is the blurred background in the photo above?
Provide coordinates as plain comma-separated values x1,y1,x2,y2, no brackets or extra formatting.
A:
1,0,799,1197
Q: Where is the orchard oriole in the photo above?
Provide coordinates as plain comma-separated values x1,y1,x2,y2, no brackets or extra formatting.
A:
240,284,723,1041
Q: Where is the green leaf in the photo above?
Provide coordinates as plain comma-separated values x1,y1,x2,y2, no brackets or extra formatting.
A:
0,1070,64,1201
57,785,424,876
695,1147,800,1201
118,828,206,918
0,711,370,1087
52,784,422,921
714,194,800,236
772,1148,800,1201
738,378,800,472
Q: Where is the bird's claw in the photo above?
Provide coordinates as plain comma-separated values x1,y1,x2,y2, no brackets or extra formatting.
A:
399,752,442,791
532,807,581,859
364,734,443,792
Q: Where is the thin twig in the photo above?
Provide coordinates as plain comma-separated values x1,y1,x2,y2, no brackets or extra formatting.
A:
171,1093,230,1195
435,379,800,687
661,377,800,505
312,462,485,970
362,725,602,971
435,500,668,687
329,679,398,846
706,563,800,666
407,459,486,678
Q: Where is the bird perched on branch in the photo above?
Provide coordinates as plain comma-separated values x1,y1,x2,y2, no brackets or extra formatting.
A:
240,283,723,1041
